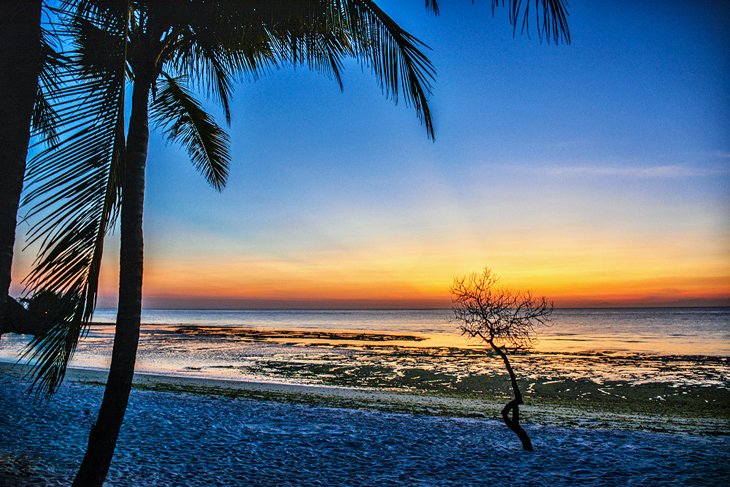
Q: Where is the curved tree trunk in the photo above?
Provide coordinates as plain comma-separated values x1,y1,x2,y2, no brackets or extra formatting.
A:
489,342,534,451
73,74,151,486
0,0,42,335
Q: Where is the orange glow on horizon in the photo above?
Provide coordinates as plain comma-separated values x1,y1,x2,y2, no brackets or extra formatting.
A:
10,211,729,309
126,233,729,308
10,248,729,308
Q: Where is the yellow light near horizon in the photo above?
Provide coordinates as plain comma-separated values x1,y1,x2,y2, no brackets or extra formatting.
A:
130,227,730,306
10,215,729,307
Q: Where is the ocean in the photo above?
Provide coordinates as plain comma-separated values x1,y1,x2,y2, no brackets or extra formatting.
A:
87,307,730,355
1,307,728,389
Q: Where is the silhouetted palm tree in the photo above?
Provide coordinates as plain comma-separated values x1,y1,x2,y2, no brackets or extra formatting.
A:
0,1,39,334
25,2,437,484
0,0,40,327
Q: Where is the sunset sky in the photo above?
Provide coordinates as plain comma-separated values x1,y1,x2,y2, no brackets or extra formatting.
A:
13,1,730,308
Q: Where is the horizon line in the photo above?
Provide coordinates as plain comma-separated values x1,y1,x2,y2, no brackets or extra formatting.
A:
93,304,730,311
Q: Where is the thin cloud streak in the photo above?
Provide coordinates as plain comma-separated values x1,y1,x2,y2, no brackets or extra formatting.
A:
541,164,728,178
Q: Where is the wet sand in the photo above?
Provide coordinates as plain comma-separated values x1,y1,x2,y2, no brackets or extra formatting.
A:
1,361,727,435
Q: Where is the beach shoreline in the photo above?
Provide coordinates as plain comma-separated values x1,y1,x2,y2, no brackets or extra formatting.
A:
2,361,726,436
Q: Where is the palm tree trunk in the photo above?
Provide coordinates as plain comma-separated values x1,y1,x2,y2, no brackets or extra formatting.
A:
0,0,41,334
73,74,152,487
489,341,534,451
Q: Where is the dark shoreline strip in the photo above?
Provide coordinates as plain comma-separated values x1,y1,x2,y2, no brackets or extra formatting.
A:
173,326,427,342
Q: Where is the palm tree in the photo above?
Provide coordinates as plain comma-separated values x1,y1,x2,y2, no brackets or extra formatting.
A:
0,1,43,334
26,2,436,484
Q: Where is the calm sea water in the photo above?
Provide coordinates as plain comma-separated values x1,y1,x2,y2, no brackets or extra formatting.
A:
1,307,728,388
88,307,730,355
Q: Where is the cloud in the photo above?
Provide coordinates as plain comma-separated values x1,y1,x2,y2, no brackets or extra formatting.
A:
542,164,727,178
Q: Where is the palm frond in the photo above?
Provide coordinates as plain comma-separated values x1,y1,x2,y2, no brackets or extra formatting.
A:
151,73,231,191
424,1,440,15
262,9,350,90
190,1,435,138
31,27,66,144
341,0,436,139
187,48,236,124
170,41,243,125
32,90,59,146
492,0,571,44
20,0,129,396
170,5,280,91
426,0,569,43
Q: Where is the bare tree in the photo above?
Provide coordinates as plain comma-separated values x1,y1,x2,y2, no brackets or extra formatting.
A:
450,268,553,451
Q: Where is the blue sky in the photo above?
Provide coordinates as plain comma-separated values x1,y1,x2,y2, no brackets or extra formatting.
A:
14,1,730,307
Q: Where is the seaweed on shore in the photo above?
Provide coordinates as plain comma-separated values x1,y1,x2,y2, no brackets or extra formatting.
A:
174,326,426,342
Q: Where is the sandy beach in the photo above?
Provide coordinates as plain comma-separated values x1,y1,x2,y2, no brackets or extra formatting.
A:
46,362,729,435
1,361,729,485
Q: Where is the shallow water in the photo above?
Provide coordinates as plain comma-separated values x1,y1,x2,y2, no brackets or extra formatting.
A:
2,307,728,432
1,371,728,486
88,307,730,355
1,309,728,398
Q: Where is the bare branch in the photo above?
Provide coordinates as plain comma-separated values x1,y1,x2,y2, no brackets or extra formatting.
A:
450,267,553,351
450,267,553,451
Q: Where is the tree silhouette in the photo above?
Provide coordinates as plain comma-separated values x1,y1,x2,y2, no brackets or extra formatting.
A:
23,2,438,485
451,268,553,451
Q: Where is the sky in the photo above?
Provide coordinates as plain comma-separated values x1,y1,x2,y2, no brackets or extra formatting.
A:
13,1,730,308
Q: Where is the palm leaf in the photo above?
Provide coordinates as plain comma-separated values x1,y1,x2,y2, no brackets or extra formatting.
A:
163,1,435,137
151,73,231,190
426,1,570,44
176,1,435,138
20,0,129,396
339,0,436,139
494,0,571,44
31,27,67,145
